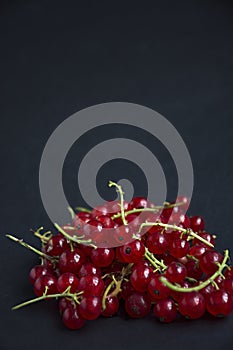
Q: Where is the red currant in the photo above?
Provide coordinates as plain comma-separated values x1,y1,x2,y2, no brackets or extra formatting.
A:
119,240,145,263
57,273,79,293
178,292,206,319
62,306,86,330
153,298,177,323
206,290,233,317
125,292,151,318
33,275,58,297
79,296,102,320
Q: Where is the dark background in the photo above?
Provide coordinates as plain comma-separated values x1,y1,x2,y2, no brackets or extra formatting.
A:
1,1,233,349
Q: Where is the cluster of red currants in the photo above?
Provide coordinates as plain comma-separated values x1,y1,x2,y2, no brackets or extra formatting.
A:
7,182,233,329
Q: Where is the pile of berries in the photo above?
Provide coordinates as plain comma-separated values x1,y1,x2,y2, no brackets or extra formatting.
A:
7,181,233,329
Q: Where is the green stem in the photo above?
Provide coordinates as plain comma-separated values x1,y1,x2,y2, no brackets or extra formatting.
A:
75,207,92,213
140,222,214,248
12,290,83,310
54,223,97,248
31,227,52,244
144,248,167,271
102,280,115,311
5,234,54,261
67,207,75,220
160,249,229,293
111,202,185,220
108,181,127,225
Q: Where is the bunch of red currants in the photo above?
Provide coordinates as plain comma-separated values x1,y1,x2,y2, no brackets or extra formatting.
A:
7,182,233,329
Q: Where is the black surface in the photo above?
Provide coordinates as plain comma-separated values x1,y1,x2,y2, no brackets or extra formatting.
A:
1,1,233,350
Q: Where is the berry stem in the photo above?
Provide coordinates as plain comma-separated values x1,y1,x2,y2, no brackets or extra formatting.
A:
140,222,214,248
111,201,185,220
5,234,54,261
108,181,127,225
67,207,75,220
160,249,229,292
31,227,52,244
54,223,97,248
102,280,115,311
12,290,83,310
144,248,167,271
75,207,92,213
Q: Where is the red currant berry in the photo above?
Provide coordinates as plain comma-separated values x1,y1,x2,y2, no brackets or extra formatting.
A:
190,216,205,232
175,196,190,212
73,213,91,231
147,274,170,300
185,260,203,280
79,296,102,320
62,306,86,330
128,197,150,210
189,244,207,258
153,298,177,323
199,251,223,275
206,290,233,317
33,275,58,297
113,225,132,245
29,265,53,284
193,231,215,247
200,283,215,298
91,205,109,218
169,237,190,258
224,266,233,279
119,240,145,263
224,266,233,278
146,232,169,255
130,262,153,292
178,292,206,319
220,278,233,294
58,298,75,314
57,273,79,293
97,215,115,228
78,275,104,296
120,280,135,300
125,292,151,318
170,281,191,302
59,249,86,274
83,219,103,238
170,213,190,229
90,248,115,267
166,261,187,283
78,262,101,278
102,296,119,317
43,234,69,256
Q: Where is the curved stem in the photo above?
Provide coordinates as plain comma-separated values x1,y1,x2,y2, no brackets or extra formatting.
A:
111,202,185,220
54,223,97,248
75,207,92,214
102,280,115,311
31,227,52,244
108,181,127,225
5,234,54,261
140,222,214,248
160,249,229,293
12,291,83,310
68,207,75,220
144,248,167,271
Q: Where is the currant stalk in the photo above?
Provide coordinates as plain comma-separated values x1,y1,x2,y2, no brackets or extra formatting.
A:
144,248,167,272
5,234,54,261
12,287,83,310
140,222,214,248
54,223,97,248
108,181,128,225
111,201,184,220
160,249,229,293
